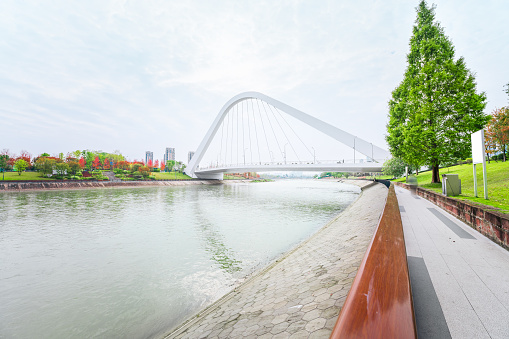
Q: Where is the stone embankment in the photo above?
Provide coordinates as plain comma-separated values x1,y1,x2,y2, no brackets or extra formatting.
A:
395,182,509,250
165,180,388,339
0,179,252,192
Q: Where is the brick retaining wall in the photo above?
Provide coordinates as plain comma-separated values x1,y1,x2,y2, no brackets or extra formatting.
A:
395,182,509,250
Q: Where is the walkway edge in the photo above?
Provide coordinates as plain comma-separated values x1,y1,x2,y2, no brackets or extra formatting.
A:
164,180,384,338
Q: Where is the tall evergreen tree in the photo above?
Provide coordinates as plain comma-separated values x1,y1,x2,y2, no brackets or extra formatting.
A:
386,1,488,183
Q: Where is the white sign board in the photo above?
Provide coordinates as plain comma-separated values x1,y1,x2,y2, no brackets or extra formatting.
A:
471,129,485,164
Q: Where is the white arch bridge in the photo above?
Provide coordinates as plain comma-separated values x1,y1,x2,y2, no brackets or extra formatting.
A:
185,92,390,180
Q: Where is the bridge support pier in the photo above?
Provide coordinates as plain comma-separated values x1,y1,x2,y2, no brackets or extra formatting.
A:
194,172,224,180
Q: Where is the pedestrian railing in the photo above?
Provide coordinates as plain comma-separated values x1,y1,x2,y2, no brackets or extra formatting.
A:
330,184,417,338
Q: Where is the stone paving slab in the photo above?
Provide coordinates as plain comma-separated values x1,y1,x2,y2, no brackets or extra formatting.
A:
165,180,388,338
396,186,509,339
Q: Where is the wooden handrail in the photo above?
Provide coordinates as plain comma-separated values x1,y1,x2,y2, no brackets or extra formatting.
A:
330,184,417,338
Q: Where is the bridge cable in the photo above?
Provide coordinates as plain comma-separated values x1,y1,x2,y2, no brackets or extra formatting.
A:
245,100,252,165
236,104,240,166
274,107,315,160
260,100,284,160
241,100,244,165
250,99,262,164
232,105,235,165
225,107,230,166
255,99,272,163
266,102,301,162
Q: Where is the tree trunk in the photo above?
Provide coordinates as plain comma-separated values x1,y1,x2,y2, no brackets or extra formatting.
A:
431,164,440,183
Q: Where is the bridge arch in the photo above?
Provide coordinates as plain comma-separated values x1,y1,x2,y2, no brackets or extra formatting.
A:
186,92,390,178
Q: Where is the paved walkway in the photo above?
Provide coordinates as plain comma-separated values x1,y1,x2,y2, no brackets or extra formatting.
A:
396,186,509,339
166,182,388,338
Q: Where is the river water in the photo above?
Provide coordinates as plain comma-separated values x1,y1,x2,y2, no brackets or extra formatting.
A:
0,180,359,338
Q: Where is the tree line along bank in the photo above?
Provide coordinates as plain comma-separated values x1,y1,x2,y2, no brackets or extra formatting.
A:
0,150,189,181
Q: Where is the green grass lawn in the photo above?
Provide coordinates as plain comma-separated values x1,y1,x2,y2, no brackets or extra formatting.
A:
373,174,395,180
395,161,509,213
0,171,54,181
152,172,192,180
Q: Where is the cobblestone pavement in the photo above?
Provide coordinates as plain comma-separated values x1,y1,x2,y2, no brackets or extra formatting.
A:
166,181,388,339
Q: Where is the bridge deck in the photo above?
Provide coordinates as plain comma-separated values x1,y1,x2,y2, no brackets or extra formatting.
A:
396,186,509,338
194,162,383,176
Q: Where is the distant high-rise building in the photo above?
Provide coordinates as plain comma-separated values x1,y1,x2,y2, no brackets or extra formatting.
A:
145,151,153,165
164,148,175,163
188,151,195,164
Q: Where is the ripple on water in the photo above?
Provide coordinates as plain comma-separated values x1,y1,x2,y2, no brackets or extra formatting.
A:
0,180,359,338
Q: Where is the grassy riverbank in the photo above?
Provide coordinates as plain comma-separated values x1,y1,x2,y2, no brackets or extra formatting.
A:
1,171,54,181
394,161,509,213
151,172,192,180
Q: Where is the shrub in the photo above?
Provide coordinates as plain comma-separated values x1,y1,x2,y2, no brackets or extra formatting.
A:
465,158,473,164
139,166,150,177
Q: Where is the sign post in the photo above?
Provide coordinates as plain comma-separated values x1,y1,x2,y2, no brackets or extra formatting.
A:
471,129,488,199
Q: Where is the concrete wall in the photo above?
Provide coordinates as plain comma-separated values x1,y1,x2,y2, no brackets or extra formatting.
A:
395,182,509,250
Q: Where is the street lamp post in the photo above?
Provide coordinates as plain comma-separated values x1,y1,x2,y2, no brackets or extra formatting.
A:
312,147,316,164
284,143,288,164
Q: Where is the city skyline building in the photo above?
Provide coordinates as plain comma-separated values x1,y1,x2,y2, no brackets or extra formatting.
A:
188,151,195,165
164,147,175,164
145,151,153,165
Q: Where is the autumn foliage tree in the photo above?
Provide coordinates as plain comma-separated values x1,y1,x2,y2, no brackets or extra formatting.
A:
18,150,32,168
116,161,130,170
485,107,509,161
485,124,498,163
92,156,101,170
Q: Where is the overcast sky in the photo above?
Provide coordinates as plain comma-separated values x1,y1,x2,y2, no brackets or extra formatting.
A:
1,0,507,163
